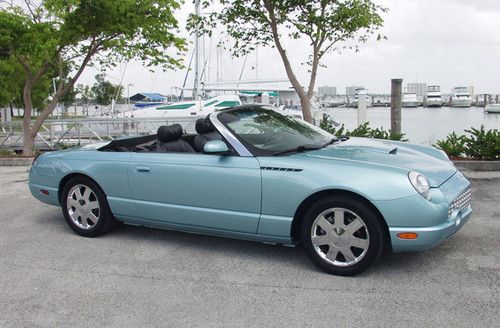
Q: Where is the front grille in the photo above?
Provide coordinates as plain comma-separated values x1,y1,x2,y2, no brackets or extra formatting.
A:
448,188,471,218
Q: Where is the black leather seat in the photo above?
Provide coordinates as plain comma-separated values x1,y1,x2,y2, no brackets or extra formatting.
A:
193,118,223,152
156,124,195,153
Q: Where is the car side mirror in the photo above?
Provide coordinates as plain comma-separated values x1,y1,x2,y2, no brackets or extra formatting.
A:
203,140,230,155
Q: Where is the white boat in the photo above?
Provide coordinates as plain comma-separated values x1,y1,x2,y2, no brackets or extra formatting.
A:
451,87,472,107
122,94,242,118
372,94,390,107
485,104,500,113
122,93,305,120
402,88,419,107
425,85,442,108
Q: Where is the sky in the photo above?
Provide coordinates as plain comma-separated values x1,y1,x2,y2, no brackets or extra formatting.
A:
76,0,500,96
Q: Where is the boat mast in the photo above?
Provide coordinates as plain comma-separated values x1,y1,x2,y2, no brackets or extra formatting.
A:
193,0,200,100
255,46,258,79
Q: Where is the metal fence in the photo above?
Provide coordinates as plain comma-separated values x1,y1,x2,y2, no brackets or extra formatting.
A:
0,116,201,150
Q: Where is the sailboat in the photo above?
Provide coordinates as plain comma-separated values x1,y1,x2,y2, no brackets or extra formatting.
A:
122,94,242,118
124,0,305,120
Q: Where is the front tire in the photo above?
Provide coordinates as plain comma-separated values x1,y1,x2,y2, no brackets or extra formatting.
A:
61,177,117,237
301,195,385,276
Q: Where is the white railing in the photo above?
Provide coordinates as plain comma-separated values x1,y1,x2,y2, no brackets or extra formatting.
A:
0,116,201,149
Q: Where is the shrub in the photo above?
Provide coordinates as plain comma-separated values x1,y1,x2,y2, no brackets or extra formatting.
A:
435,126,499,160
55,142,78,150
434,132,466,158
463,126,500,160
320,118,407,141
0,148,15,157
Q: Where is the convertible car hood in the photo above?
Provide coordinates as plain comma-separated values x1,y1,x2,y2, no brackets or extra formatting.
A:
299,138,456,187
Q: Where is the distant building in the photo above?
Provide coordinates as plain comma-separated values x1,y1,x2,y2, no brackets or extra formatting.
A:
467,86,475,99
346,86,364,96
318,86,337,97
407,83,427,96
407,83,427,103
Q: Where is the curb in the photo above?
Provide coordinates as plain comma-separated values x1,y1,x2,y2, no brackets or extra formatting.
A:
453,160,500,172
0,157,33,166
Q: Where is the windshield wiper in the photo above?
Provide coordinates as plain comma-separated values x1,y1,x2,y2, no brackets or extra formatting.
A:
322,137,339,148
273,144,323,156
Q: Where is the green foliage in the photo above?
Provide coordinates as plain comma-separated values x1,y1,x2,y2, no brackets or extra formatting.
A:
435,126,499,160
0,57,55,111
433,132,466,158
0,58,21,107
190,0,386,123
55,142,78,150
191,0,386,59
1,0,186,154
320,118,407,141
76,84,94,104
0,148,15,157
463,126,500,160
90,74,122,106
59,83,77,108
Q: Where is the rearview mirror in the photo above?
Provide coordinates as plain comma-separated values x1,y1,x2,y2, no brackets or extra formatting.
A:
203,140,230,154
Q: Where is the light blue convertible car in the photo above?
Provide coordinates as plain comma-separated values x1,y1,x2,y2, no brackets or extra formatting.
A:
29,106,472,276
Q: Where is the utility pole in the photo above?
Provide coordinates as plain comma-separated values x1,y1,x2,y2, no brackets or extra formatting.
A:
357,89,367,126
255,46,259,80
127,83,133,111
391,78,402,136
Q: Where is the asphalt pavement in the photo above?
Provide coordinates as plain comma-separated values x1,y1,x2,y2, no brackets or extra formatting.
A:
0,166,498,327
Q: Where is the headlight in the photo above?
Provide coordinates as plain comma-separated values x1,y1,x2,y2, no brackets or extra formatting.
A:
408,171,431,200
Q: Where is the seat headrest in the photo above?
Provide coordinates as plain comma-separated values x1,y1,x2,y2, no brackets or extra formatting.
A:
195,118,216,134
157,124,183,142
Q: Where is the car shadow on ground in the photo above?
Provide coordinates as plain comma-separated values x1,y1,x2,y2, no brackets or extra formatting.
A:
33,204,463,278
38,208,444,277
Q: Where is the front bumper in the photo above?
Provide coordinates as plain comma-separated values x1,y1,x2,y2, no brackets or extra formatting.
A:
389,204,471,252
373,170,472,252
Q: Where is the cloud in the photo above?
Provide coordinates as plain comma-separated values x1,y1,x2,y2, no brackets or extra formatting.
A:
77,0,500,96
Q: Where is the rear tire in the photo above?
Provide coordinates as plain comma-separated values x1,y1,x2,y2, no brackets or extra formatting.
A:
61,177,117,237
301,195,385,276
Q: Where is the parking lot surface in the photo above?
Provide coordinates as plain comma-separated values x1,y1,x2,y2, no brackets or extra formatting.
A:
0,166,498,327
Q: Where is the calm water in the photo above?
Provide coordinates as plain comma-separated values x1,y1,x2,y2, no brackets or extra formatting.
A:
323,107,500,145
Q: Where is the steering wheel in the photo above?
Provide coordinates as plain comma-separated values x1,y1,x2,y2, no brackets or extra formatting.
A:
260,125,287,148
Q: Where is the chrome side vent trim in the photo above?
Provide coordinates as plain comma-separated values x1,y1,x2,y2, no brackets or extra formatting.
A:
260,166,303,172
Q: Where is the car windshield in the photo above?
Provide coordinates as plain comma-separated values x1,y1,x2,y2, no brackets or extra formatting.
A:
217,107,336,155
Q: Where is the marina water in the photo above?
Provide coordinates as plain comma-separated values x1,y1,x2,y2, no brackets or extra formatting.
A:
324,107,500,145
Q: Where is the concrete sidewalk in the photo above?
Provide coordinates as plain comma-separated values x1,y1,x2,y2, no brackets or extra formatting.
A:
0,166,498,327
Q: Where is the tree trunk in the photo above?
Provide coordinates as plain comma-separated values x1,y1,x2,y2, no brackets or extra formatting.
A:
22,130,36,156
22,78,35,157
263,0,314,123
299,96,313,123
20,43,97,156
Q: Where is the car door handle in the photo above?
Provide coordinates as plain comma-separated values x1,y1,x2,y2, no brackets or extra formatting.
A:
136,166,150,173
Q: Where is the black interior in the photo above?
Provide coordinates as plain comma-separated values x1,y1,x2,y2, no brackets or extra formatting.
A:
193,118,223,152
156,124,195,153
99,119,234,155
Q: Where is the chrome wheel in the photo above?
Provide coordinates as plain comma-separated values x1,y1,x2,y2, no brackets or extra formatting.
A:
310,208,370,267
66,184,100,230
